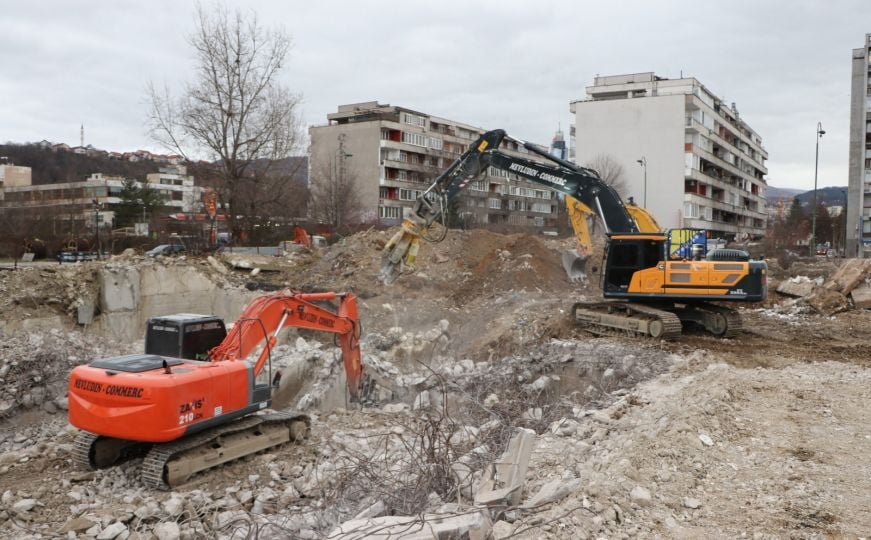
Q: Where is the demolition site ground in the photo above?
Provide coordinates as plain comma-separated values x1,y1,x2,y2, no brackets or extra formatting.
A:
0,229,869,539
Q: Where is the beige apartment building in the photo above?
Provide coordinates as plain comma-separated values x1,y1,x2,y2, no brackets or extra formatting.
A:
309,102,562,230
571,73,768,240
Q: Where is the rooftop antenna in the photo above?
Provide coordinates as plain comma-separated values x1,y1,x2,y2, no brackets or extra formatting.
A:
80,123,84,147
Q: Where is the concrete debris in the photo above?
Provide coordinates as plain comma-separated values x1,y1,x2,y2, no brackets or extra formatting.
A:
776,276,816,298
806,286,850,316
824,258,871,294
522,478,582,509
683,497,703,509
850,282,871,309
698,433,714,447
96,521,128,540
630,485,653,506
353,500,386,520
329,511,491,540
475,428,536,507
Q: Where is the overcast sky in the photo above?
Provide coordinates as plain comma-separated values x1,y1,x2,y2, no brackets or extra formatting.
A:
2,0,869,190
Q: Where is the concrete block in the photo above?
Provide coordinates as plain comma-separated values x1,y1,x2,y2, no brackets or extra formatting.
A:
806,287,850,316
850,282,871,309
475,427,536,507
77,303,95,325
99,267,140,312
522,478,581,509
329,511,491,539
776,278,815,298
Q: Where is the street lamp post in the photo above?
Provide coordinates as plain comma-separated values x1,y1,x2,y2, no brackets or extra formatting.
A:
636,157,647,207
841,189,848,257
810,122,825,255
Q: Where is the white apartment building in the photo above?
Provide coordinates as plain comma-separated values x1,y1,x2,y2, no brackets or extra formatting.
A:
847,33,871,257
570,73,768,239
309,102,561,230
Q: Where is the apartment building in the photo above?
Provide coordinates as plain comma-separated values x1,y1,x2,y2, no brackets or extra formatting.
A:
309,102,561,230
847,33,871,257
0,166,206,233
570,73,768,240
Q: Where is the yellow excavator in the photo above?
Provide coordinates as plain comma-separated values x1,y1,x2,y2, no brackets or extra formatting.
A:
562,195,662,281
380,129,767,339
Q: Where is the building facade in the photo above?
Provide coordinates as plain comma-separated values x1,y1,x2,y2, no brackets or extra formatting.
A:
847,34,871,257
570,73,768,239
0,166,206,234
309,102,562,230
0,163,32,188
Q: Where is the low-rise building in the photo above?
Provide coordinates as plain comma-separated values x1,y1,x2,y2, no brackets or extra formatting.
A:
0,167,206,234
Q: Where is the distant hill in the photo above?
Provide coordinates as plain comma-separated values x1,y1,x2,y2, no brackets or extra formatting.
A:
765,186,803,202
0,144,159,184
0,144,307,185
794,186,848,207
765,186,847,207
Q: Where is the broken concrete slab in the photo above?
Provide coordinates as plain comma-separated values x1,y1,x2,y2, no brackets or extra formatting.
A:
475,427,536,507
824,258,871,294
850,282,871,309
806,287,850,316
329,511,491,539
521,478,581,509
353,500,386,520
776,277,816,298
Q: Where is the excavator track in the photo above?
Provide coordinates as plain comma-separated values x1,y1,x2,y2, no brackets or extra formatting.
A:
73,431,147,470
142,411,310,490
572,301,683,340
673,303,743,338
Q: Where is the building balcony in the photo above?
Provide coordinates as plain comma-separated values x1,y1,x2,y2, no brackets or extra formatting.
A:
683,216,764,236
684,192,766,220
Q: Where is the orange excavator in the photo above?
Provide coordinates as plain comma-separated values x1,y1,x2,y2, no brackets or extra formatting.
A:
68,290,365,489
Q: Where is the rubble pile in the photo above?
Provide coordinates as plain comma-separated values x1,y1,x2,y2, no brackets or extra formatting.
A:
775,258,871,315
0,330,131,421
0,265,99,324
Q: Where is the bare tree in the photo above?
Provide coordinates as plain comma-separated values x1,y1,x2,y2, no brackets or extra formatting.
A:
585,154,628,196
147,3,303,241
308,150,364,233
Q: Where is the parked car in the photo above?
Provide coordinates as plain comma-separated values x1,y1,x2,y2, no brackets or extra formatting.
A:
56,251,99,263
146,244,186,257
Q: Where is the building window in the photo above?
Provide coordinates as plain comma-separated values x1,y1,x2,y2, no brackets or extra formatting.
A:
488,167,508,178
684,202,700,219
471,181,487,191
172,191,183,201
402,132,427,147
379,206,403,219
428,137,443,150
399,188,418,201
531,202,551,213
488,198,502,209
402,113,426,128
533,216,545,227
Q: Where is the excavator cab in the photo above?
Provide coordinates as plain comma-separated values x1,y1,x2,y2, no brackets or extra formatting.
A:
145,315,228,360
602,235,667,294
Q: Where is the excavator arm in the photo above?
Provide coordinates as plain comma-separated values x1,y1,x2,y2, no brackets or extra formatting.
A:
208,290,364,400
380,129,637,283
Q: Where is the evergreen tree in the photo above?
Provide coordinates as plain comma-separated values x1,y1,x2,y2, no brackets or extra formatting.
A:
113,179,166,228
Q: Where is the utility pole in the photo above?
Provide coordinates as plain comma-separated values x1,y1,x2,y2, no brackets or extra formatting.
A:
810,122,825,255
92,199,101,259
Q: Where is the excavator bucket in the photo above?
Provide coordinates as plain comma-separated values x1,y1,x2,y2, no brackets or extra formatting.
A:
562,250,589,282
